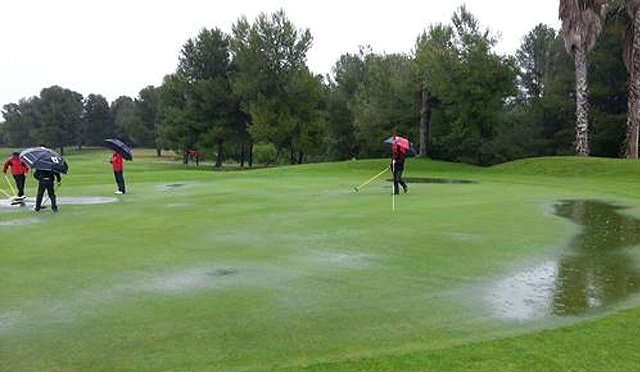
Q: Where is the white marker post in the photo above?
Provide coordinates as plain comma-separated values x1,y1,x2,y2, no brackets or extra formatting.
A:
391,160,395,212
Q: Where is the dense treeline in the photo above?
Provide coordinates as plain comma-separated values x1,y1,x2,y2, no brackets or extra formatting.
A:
0,5,636,165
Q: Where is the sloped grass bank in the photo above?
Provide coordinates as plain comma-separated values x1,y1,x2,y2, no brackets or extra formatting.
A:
1,150,639,372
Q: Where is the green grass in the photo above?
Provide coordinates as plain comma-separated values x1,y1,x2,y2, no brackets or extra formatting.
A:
1,149,640,371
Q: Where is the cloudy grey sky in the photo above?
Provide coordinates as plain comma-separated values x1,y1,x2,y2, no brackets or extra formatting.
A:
0,0,561,108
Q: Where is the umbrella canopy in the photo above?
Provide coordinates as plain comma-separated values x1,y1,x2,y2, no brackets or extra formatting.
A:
19,147,69,174
104,138,133,160
382,136,417,157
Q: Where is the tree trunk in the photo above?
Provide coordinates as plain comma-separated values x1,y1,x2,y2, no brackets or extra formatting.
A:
248,143,253,167
240,143,245,168
574,46,590,156
156,145,162,157
624,9,640,159
297,151,303,164
419,88,431,157
290,147,295,165
215,142,223,168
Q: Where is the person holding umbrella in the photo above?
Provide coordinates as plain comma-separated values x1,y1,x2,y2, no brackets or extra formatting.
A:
391,142,408,194
104,139,132,195
110,151,125,194
383,134,414,195
3,151,29,199
33,168,61,212
19,146,68,212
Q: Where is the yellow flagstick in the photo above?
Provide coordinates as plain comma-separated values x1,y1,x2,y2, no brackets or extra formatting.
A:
354,166,389,192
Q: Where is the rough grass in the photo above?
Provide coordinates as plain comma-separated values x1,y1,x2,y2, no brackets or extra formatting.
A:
1,149,639,372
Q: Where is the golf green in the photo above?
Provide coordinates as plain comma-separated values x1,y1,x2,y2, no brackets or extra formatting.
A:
1,149,640,372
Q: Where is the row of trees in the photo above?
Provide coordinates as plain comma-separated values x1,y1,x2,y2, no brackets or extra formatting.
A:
0,86,158,155
1,4,640,165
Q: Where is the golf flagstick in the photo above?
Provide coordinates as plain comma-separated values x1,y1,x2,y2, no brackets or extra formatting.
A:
391,160,395,212
391,125,397,212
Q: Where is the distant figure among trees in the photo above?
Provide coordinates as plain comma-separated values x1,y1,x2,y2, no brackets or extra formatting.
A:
184,149,202,166
191,150,201,166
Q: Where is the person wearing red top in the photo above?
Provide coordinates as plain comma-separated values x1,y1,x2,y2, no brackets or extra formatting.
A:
192,149,201,166
110,151,125,194
3,151,29,197
391,144,408,195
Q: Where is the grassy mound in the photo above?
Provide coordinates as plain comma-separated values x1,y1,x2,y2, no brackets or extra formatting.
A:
488,156,640,179
1,150,639,372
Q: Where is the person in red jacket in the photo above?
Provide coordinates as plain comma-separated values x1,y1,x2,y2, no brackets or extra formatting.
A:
110,151,125,194
3,151,29,197
391,144,408,195
192,149,201,166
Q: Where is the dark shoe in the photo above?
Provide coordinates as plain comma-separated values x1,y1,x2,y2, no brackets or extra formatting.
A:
403,185,409,193
33,207,40,212
52,207,58,212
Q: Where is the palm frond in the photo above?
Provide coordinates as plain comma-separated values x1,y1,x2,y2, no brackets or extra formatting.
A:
559,0,608,54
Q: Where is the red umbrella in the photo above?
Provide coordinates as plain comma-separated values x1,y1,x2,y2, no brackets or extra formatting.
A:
382,136,417,156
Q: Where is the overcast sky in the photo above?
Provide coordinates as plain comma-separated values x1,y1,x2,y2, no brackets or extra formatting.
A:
0,0,561,108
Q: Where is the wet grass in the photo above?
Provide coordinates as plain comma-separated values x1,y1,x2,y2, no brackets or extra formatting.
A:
1,149,640,371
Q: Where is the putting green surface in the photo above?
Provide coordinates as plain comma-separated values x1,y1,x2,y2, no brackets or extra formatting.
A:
1,149,640,372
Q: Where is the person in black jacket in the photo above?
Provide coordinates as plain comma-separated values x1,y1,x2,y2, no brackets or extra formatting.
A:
33,169,61,212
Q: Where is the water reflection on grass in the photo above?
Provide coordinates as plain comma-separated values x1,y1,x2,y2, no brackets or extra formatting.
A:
488,200,640,320
552,200,640,315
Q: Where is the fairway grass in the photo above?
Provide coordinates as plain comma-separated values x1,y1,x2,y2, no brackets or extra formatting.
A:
1,149,640,372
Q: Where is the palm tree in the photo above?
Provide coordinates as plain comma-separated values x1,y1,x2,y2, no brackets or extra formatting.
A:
623,0,640,158
559,0,608,156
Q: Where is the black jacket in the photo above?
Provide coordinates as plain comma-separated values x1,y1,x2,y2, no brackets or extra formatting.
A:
34,169,61,183
392,147,406,166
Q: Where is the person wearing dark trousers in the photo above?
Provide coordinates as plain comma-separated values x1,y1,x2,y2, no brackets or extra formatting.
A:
391,144,408,195
3,151,29,197
110,151,125,194
193,150,200,166
33,169,60,212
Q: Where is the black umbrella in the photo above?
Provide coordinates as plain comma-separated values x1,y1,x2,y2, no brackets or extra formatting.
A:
19,147,69,174
104,138,133,160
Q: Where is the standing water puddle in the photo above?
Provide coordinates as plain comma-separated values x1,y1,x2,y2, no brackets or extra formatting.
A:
386,177,476,184
488,200,640,320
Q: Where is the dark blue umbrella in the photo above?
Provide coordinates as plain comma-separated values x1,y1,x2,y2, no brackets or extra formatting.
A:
19,147,68,174
104,138,133,160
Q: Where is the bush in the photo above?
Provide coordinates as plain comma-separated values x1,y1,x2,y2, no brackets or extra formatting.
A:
253,142,277,165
